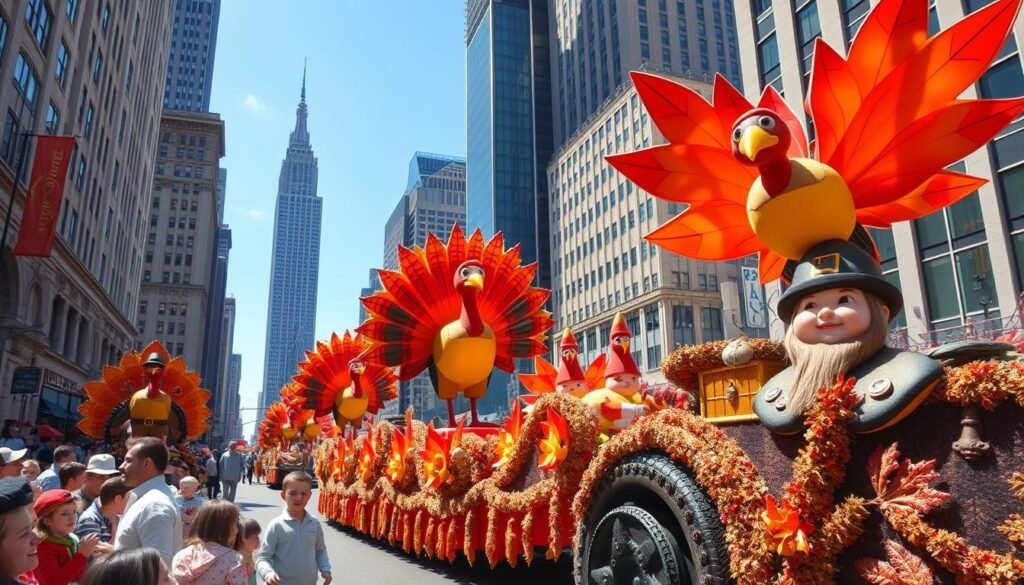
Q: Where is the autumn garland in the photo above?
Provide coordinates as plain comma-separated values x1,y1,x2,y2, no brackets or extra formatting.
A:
938,359,1024,409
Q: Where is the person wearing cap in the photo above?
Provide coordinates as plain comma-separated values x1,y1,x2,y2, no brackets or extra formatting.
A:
0,447,28,479
74,454,121,512
753,239,942,434
114,437,183,566
0,477,41,585
75,476,130,544
31,489,105,585
128,353,173,440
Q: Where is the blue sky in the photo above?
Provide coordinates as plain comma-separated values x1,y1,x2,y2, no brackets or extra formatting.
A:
208,2,468,437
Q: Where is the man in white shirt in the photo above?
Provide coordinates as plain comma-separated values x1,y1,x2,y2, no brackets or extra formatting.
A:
113,437,183,565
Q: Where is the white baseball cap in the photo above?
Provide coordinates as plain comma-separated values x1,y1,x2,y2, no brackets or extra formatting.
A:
0,447,27,465
85,454,121,475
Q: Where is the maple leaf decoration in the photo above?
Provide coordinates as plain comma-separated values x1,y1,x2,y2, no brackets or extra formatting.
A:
493,401,523,469
356,429,376,483
867,442,951,514
420,423,462,490
331,435,353,481
855,539,934,585
762,495,813,556
537,406,570,471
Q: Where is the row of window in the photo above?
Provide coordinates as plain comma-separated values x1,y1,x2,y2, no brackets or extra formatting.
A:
142,270,193,285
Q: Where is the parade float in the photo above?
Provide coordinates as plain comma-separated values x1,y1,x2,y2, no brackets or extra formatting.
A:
76,340,211,472
295,0,1024,582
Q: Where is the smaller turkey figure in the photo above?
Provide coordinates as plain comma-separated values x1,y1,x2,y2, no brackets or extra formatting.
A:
359,224,554,428
518,327,607,405
289,331,398,440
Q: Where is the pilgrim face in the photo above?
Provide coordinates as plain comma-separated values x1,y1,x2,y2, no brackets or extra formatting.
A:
791,288,877,345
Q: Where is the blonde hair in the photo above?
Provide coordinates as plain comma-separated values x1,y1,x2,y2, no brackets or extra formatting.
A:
21,460,41,476
179,476,199,488
782,293,889,414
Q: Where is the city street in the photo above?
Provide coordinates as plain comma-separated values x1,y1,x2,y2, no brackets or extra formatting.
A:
232,481,575,585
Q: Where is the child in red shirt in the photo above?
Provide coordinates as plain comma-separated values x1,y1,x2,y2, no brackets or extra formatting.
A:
31,490,104,585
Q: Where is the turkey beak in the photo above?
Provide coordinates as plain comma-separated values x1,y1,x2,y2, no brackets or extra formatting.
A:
739,126,779,161
465,273,484,291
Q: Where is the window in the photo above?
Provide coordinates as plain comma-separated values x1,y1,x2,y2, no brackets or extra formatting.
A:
645,305,662,369
13,54,40,110
74,156,86,190
978,56,1024,100
66,0,79,23
841,0,871,47
701,307,724,341
673,305,695,346
92,50,103,82
0,16,7,63
25,0,52,50
758,33,782,91
55,41,69,87
125,61,133,90
100,3,110,32
83,104,94,138
45,102,59,135
794,0,820,87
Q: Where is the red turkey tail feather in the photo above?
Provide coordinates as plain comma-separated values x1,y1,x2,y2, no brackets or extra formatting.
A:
606,145,756,206
585,354,608,390
846,0,928,92
711,74,756,136
808,40,861,164
856,171,987,227
644,201,762,261
629,71,729,148
826,0,1022,184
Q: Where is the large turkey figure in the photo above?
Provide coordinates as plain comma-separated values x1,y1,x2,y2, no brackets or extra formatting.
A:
608,0,1024,282
359,224,553,427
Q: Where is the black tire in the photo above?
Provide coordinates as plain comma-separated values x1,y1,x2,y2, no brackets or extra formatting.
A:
576,451,731,585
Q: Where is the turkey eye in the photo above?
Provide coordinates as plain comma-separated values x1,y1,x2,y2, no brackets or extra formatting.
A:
758,116,776,130
731,127,743,142
460,268,470,277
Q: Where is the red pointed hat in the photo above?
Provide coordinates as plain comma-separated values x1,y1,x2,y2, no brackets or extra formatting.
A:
555,328,586,385
604,313,641,377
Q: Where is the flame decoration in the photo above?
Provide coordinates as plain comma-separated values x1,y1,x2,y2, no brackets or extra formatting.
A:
420,423,463,490
387,411,415,483
493,401,524,469
357,430,376,483
537,406,570,471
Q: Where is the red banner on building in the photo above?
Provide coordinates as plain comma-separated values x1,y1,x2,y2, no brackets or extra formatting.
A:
13,136,76,257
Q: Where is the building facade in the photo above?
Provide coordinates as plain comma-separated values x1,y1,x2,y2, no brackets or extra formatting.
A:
548,74,749,384
0,1,175,431
136,110,224,379
733,0,1024,343
550,0,743,146
466,0,552,420
226,351,240,440
380,152,468,423
163,0,220,112
259,78,322,420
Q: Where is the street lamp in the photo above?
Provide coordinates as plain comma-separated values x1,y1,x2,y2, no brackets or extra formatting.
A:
974,273,992,333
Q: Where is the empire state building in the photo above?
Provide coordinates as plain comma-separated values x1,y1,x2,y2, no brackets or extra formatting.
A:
259,72,322,418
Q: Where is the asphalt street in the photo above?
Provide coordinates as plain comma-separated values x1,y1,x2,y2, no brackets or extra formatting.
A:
232,481,575,584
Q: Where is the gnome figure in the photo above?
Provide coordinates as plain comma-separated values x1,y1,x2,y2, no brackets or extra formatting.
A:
555,328,588,397
128,352,173,440
754,240,942,434
582,313,646,435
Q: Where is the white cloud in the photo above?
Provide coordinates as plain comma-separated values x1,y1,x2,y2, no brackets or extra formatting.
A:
242,94,267,113
246,208,267,221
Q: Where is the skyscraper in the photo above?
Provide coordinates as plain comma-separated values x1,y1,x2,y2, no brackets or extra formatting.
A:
164,0,221,112
381,153,467,422
550,0,743,146
466,0,552,420
259,73,322,420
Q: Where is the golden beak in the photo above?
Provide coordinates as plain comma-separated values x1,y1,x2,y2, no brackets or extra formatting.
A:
465,273,484,290
619,338,631,352
739,126,779,161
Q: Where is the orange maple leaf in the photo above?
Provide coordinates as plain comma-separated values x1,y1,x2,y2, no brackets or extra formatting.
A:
867,443,951,514
356,433,376,483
